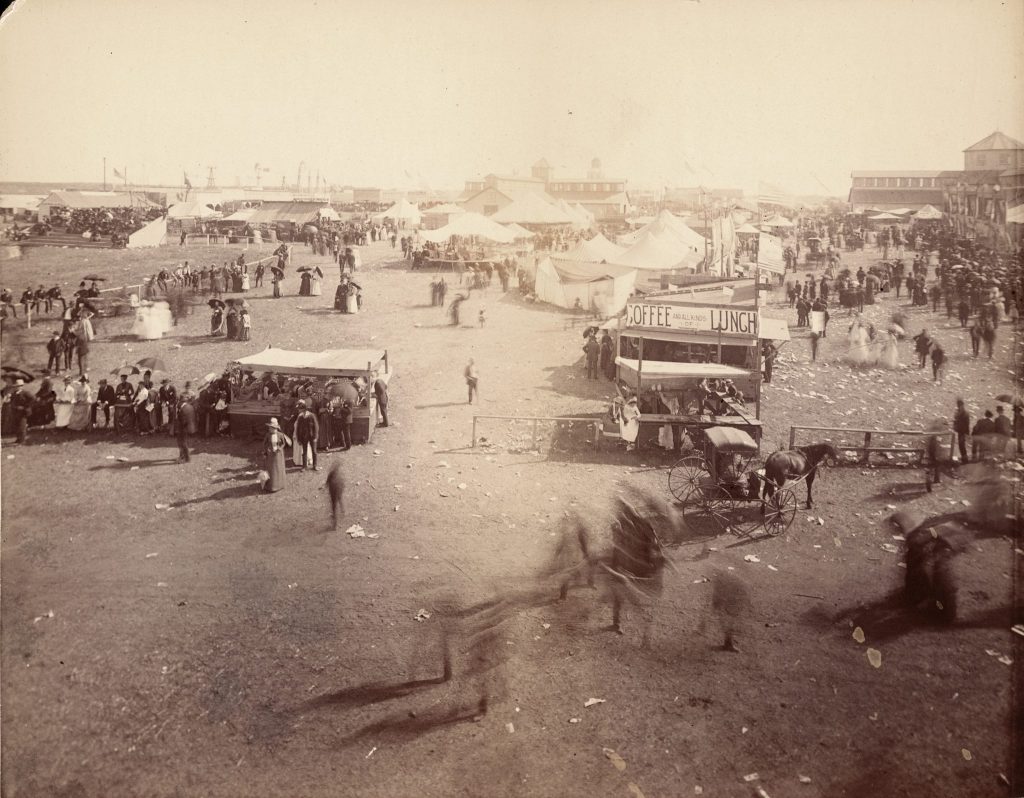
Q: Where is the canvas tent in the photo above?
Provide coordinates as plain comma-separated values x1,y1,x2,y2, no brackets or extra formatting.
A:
762,214,794,228
534,256,637,316
490,193,572,225
614,230,703,271
418,211,516,243
504,222,537,239
374,198,421,224
868,212,901,221
913,205,944,220
735,222,761,234
1007,204,1024,225
222,208,256,223
247,202,326,226
127,216,167,248
167,201,221,219
560,233,625,263
618,209,706,249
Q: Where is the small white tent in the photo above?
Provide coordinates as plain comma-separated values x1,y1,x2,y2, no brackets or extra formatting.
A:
375,198,422,224
534,256,637,316
615,229,703,271
167,201,221,219
913,205,944,220
561,233,625,263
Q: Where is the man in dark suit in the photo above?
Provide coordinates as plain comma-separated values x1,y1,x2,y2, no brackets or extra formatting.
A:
971,410,995,461
175,391,197,463
295,399,320,470
92,378,116,428
374,378,389,427
952,399,970,464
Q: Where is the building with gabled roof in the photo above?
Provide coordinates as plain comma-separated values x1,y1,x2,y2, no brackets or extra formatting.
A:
963,131,1024,172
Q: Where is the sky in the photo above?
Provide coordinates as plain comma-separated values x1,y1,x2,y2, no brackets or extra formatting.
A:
0,0,1022,197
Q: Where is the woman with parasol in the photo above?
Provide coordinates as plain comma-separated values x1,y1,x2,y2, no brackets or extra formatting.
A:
298,267,313,296
225,301,239,340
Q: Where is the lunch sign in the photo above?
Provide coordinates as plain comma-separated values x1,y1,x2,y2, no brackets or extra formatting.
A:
624,302,759,337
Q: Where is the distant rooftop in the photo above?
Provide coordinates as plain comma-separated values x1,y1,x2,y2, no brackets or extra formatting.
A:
964,131,1024,152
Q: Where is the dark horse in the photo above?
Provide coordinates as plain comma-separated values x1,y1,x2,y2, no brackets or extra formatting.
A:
762,443,841,509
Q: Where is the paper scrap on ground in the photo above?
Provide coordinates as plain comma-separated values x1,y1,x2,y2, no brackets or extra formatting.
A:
584,697,606,707
602,748,626,771
414,609,431,622
867,648,882,668
346,524,366,538
853,627,865,644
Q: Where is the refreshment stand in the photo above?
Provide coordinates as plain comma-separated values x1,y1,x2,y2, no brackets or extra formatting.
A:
227,347,391,442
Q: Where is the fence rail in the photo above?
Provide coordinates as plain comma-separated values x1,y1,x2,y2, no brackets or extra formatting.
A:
789,424,956,466
471,414,603,449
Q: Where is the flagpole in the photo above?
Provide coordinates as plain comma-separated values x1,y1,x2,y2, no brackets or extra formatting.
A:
103,158,107,191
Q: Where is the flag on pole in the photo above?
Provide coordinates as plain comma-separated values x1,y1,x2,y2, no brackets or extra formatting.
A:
756,232,785,274
183,172,192,189
113,167,125,180
757,181,786,207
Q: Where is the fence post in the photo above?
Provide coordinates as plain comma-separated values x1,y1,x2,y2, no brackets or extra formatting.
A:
788,426,796,449
532,419,538,449
861,432,872,465
472,416,477,448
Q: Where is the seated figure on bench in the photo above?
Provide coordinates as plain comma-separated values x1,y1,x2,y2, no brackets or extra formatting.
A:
715,451,751,499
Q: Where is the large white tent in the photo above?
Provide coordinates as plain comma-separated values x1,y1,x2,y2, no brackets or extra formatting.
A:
490,193,572,225
418,211,516,243
614,229,703,272
374,198,422,224
221,208,256,223
560,233,625,263
167,201,221,219
534,256,637,316
762,214,794,228
618,209,705,249
573,203,596,228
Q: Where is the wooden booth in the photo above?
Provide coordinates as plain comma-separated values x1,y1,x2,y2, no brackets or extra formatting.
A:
228,348,392,443
613,290,789,446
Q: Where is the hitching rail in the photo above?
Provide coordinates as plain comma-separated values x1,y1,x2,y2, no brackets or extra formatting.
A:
472,415,603,449
789,425,957,465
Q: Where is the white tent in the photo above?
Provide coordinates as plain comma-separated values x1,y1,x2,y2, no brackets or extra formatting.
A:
735,222,761,234
614,230,703,272
127,216,167,248
423,203,465,216
888,208,913,216
490,193,572,225
167,201,221,219
374,198,422,224
534,256,637,316
869,212,901,221
1006,204,1024,225
222,208,256,223
318,206,340,221
560,233,625,263
573,203,596,228
762,214,794,228
504,222,537,239
913,205,944,220
418,211,516,243
618,209,705,248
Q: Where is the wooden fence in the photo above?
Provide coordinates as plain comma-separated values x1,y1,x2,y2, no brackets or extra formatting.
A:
789,424,956,465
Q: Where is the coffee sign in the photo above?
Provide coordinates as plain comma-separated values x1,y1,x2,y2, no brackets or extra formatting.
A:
625,302,759,336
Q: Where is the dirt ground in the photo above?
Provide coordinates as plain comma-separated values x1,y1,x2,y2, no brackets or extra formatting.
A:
1,238,1020,798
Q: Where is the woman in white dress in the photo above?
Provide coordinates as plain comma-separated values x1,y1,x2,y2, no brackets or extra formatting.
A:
54,376,75,428
878,331,900,369
310,266,323,296
846,316,873,366
240,270,251,292
69,376,93,430
613,395,641,451
345,283,358,314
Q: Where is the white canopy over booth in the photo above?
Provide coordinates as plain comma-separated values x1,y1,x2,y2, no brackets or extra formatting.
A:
418,211,516,243
618,209,706,249
490,193,572,225
615,228,704,271
913,205,944,220
534,256,637,316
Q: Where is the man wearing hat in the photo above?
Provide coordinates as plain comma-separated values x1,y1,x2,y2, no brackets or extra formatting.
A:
294,399,320,470
8,379,32,444
174,392,197,463
46,331,64,373
993,406,1012,457
92,378,116,428
159,379,177,434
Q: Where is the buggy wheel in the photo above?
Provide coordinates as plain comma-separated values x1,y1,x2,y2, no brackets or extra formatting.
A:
668,455,709,504
764,488,798,536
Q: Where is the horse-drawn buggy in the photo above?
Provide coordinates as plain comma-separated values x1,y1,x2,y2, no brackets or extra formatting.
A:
668,426,798,536
804,237,826,264
667,426,839,537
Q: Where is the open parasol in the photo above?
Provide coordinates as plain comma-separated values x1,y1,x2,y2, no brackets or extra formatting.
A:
135,357,167,372
208,299,226,309
271,265,285,278
995,394,1020,405
112,364,141,376
1,366,35,384
82,275,107,281
296,266,313,273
